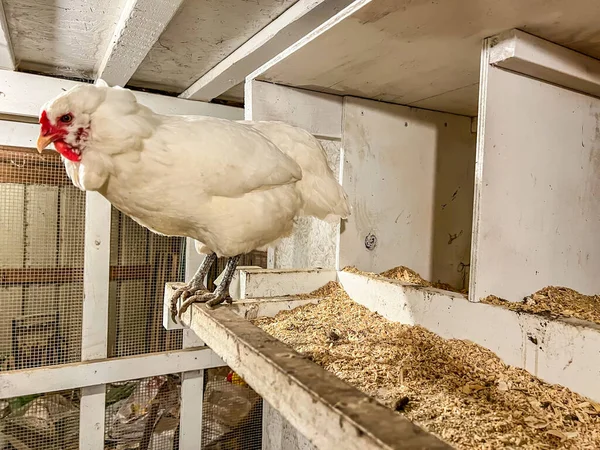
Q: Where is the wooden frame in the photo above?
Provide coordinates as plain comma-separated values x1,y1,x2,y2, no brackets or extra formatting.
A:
0,347,223,399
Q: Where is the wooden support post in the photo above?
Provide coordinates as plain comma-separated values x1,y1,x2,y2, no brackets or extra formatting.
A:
79,192,111,450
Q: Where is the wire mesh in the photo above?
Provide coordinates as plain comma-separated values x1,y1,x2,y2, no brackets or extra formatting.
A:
105,375,181,450
202,367,263,450
0,389,80,450
108,209,185,358
0,146,85,371
108,207,268,359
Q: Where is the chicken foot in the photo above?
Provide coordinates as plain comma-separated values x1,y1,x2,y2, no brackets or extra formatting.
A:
170,252,217,321
178,255,241,318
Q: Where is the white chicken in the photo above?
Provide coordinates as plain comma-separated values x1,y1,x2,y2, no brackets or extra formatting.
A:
36,80,350,319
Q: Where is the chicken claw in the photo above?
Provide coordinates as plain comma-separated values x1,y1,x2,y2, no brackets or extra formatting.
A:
176,254,241,319
170,252,217,322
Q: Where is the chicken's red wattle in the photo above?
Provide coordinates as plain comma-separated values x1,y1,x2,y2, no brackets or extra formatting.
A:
55,140,81,162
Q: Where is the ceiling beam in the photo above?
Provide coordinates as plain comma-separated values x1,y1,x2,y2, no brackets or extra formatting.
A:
0,70,242,121
179,0,356,102
0,1,15,70
96,0,184,86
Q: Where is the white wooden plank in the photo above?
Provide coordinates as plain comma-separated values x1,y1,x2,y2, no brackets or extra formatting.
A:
489,29,600,98
0,0,14,70
97,0,184,87
245,80,342,140
239,268,336,299
182,302,450,450
0,347,224,399
339,270,600,403
471,40,600,303
179,240,209,450
341,96,475,288
180,0,355,101
0,70,242,120
0,120,38,148
179,368,204,448
230,297,321,320
79,191,111,450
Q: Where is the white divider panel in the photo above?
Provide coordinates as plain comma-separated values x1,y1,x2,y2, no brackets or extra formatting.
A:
339,271,600,403
341,96,475,287
470,33,600,303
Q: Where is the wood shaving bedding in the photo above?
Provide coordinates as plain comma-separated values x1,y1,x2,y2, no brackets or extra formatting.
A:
254,283,600,450
343,266,468,294
482,287,600,325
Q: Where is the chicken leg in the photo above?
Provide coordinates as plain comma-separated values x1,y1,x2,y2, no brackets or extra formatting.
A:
178,255,241,318
170,252,217,321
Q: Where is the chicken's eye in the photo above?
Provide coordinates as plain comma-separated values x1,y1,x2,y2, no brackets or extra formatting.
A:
60,114,73,123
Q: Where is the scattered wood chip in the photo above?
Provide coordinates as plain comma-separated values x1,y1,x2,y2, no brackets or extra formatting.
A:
343,266,468,294
482,286,600,325
254,282,600,450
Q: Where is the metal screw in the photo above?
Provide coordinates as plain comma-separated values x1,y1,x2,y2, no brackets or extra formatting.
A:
364,233,377,250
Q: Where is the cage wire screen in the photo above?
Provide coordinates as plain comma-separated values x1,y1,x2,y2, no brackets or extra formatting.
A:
1,145,267,449
0,146,85,372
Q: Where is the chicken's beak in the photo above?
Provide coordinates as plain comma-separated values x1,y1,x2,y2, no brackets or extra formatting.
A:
36,134,54,154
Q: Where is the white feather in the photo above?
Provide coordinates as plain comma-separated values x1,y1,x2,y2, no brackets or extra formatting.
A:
44,84,351,258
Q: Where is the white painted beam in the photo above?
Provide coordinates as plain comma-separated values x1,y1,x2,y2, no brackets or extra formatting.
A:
245,80,342,139
180,0,355,102
339,271,600,403
0,70,242,121
97,0,184,87
489,29,600,98
0,347,224,399
79,191,111,450
0,1,14,70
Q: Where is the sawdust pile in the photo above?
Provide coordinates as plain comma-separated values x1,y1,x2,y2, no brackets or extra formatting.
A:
344,266,468,294
254,284,600,450
482,287,600,325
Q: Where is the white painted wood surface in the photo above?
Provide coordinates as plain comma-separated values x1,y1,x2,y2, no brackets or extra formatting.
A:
471,38,600,303
245,80,342,140
97,0,184,87
180,0,355,101
179,241,210,450
239,268,336,299
0,1,14,70
0,70,242,120
129,0,298,93
0,121,37,147
254,0,600,116
0,347,223,399
79,191,111,450
339,271,600,403
341,96,475,288
489,29,600,99
3,0,124,78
